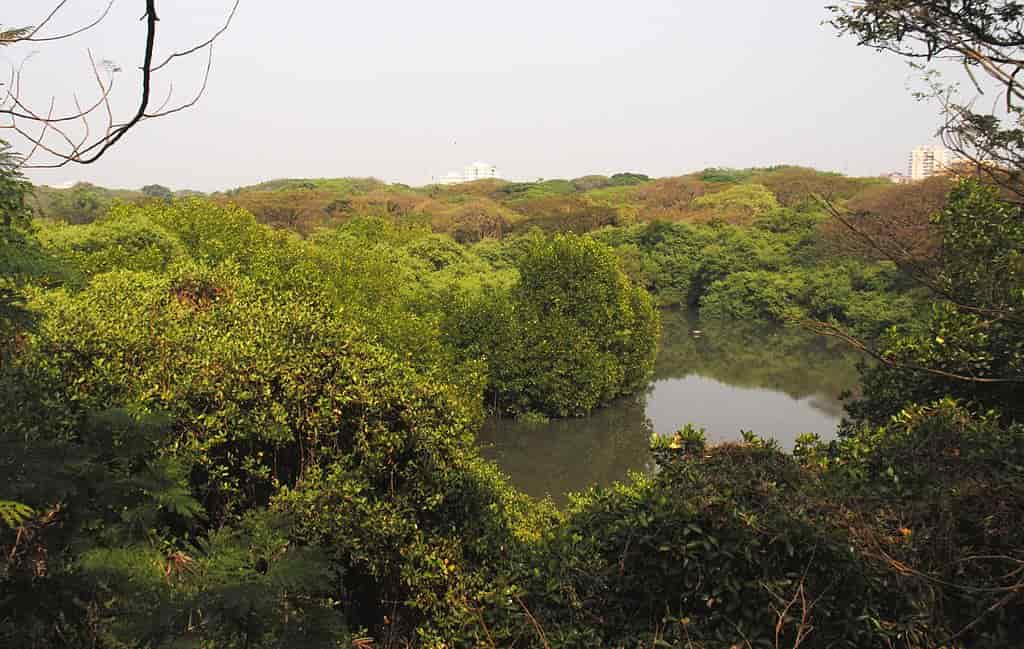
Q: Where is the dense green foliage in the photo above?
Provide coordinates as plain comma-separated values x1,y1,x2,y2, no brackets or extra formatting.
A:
5,1,1023,643
441,234,658,417
0,141,31,230
2,178,659,645
0,228,546,646
845,181,1024,426
590,210,920,338
806,399,1024,647
503,432,886,648
1,141,60,354
4,148,1023,646
25,162,925,345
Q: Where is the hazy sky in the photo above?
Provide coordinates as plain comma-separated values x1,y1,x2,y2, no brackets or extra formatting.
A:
6,1,945,191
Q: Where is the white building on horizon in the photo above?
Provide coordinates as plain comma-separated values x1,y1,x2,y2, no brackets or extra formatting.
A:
437,161,503,185
908,145,951,181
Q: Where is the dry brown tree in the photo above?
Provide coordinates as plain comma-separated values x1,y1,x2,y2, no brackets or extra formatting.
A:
1,0,239,168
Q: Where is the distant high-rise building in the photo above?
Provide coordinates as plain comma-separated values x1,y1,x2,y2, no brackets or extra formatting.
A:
908,145,951,181
437,161,502,185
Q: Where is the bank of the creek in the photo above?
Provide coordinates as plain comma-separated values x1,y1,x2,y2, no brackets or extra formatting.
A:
478,309,862,504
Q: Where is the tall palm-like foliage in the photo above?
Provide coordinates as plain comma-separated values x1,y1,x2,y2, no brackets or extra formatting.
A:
0,141,30,228
0,140,35,348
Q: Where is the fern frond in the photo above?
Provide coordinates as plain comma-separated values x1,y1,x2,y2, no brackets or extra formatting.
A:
133,457,206,521
0,500,34,528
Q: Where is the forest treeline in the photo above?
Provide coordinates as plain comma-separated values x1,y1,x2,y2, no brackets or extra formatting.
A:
30,165,942,331
3,153,1023,647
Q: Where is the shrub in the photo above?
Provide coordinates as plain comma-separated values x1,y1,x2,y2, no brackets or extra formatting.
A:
441,234,659,417
814,399,1024,646
0,263,535,642
38,212,184,279
492,431,887,648
692,183,780,222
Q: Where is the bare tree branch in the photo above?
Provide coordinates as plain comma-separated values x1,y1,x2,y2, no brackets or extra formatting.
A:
803,319,1024,385
151,0,239,72
0,1,239,167
24,1,115,43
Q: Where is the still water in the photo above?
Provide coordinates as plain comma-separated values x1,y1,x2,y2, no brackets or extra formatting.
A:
478,309,862,504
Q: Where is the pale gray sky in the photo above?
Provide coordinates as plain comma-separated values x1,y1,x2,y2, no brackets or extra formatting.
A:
6,1,944,191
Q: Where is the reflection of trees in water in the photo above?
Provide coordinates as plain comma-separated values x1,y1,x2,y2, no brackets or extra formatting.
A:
656,309,861,404
806,394,845,418
478,395,653,505
480,310,862,502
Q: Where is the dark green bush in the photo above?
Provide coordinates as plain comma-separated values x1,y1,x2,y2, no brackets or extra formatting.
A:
442,234,659,417
0,263,539,645
488,430,888,648
809,399,1024,647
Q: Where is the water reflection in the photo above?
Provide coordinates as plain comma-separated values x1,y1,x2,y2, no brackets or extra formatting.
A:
646,377,841,448
478,309,862,504
478,395,654,503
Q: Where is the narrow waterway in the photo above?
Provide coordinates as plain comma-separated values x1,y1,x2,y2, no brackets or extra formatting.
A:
478,309,862,504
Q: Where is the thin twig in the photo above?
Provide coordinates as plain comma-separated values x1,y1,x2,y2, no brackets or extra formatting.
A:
150,0,240,72
513,593,551,649
25,1,116,43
